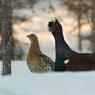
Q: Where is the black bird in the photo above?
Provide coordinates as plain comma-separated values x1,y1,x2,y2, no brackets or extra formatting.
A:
48,19,95,71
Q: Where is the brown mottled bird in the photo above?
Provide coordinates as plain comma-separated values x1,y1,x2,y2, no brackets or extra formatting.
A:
27,34,55,73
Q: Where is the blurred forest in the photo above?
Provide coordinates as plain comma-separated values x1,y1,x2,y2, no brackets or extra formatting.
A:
0,0,95,60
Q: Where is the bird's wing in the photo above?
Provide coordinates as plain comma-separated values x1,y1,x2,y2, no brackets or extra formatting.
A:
39,54,55,70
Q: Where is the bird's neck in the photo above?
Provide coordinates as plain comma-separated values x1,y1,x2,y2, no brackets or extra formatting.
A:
53,30,71,58
29,40,41,54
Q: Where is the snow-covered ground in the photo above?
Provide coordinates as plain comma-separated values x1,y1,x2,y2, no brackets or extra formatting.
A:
0,61,95,95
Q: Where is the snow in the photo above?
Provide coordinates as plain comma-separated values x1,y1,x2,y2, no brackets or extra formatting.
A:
0,61,95,95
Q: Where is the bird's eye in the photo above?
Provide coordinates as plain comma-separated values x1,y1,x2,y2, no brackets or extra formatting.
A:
31,35,34,37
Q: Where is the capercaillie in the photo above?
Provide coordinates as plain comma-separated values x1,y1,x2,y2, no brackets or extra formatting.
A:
27,34,55,73
48,18,95,71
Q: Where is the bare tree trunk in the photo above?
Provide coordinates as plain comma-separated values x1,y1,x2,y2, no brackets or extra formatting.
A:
77,13,82,51
91,0,95,52
0,1,2,59
0,1,1,32
1,0,12,75
77,0,82,52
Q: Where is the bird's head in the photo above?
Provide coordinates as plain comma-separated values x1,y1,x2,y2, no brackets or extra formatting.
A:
26,34,38,43
48,18,62,36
